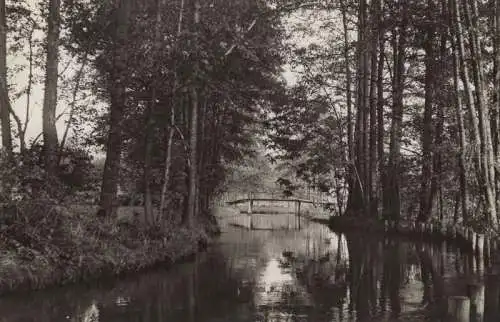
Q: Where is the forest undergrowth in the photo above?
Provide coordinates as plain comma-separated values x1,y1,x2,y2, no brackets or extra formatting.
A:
0,201,217,296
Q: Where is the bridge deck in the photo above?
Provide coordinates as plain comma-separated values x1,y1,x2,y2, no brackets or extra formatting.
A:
226,198,333,205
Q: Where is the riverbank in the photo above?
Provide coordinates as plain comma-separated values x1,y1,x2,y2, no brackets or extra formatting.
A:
328,215,452,239
326,215,498,257
0,201,217,296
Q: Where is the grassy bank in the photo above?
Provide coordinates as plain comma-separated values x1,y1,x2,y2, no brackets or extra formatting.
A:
0,201,217,296
327,215,478,252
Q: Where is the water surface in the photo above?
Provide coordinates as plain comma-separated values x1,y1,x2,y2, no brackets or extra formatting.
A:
1,214,500,321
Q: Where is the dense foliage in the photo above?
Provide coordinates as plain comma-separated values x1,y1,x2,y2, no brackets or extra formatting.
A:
0,0,289,227
266,0,500,232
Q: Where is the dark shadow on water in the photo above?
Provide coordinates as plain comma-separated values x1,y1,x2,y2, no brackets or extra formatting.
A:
0,219,499,321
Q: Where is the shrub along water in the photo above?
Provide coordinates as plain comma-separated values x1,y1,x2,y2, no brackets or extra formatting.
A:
0,201,216,295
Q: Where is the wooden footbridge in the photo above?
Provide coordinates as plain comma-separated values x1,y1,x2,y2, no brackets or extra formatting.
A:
219,192,335,230
224,192,335,215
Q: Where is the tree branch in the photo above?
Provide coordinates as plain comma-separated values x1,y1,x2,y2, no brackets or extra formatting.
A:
30,111,66,147
59,53,88,155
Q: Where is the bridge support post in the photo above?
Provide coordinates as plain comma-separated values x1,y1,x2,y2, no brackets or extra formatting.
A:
295,200,301,230
247,193,254,229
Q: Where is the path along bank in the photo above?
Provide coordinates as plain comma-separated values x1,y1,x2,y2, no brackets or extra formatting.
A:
0,202,218,296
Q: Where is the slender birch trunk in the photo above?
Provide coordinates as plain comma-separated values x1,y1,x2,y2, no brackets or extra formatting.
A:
376,4,385,217
452,0,482,192
160,0,185,218
461,0,498,228
369,0,381,215
143,89,156,226
185,0,201,227
361,0,371,213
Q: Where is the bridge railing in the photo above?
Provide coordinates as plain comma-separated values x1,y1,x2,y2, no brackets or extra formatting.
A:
212,191,336,205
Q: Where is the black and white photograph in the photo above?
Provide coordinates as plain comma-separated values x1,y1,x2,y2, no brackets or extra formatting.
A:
0,0,499,321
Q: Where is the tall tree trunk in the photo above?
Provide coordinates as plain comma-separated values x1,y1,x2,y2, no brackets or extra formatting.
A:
383,1,407,221
160,103,176,216
368,0,381,215
428,26,447,223
100,88,125,217
144,0,166,225
186,87,199,227
361,0,371,213
347,0,368,215
340,0,353,163
185,0,200,227
452,0,484,219
195,98,206,219
99,0,131,217
42,0,61,176
340,0,356,215
451,27,468,223
494,0,500,214
462,0,498,228
418,0,436,222
160,0,185,218
143,90,156,226
0,0,12,159
376,10,385,217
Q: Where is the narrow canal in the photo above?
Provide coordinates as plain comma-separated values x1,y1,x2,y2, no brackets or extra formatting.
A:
1,213,500,321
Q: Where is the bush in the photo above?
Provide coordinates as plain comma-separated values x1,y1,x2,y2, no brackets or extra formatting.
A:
0,145,101,204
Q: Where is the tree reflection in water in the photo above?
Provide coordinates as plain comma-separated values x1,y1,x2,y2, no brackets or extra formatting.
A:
292,231,484,321
0,222,497,321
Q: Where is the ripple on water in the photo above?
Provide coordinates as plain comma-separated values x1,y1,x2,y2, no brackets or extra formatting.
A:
0,219,498,322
